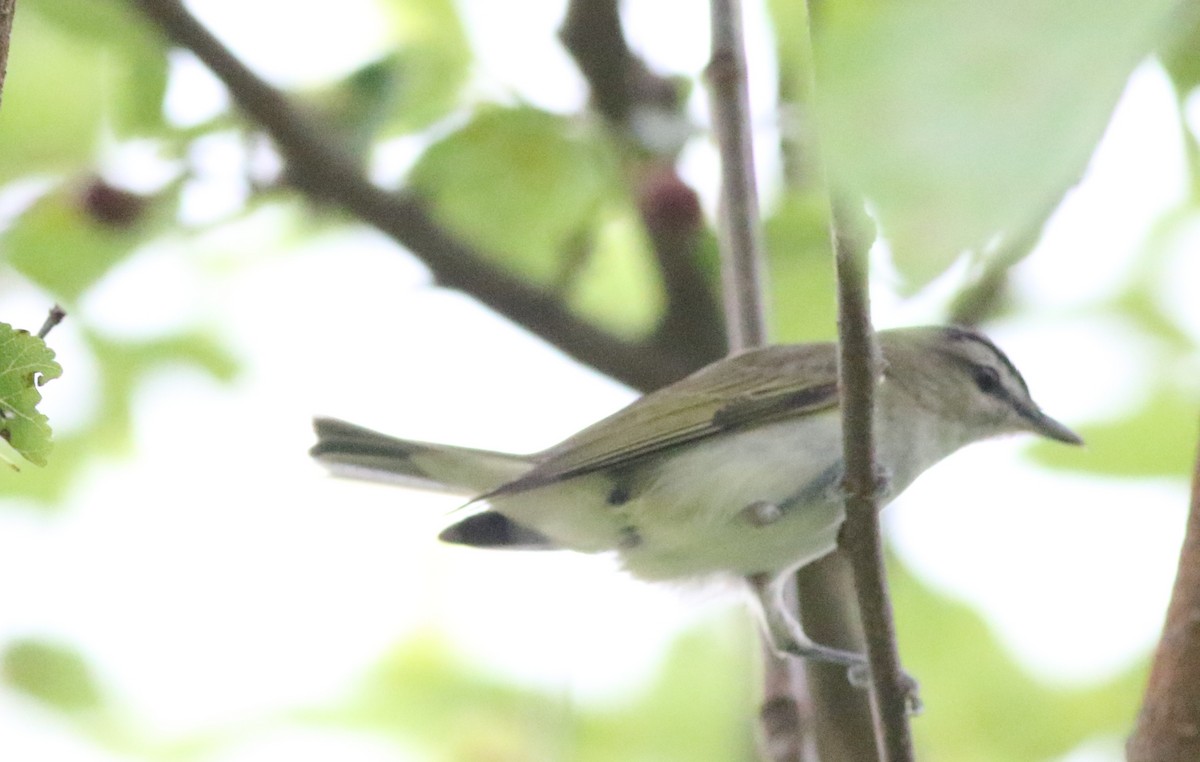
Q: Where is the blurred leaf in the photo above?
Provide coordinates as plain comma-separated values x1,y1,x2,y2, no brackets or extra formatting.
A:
0,324,62,468
764,192,837,342
2,182,162,302
24,0,169,135
1159,5,1200,96
814,0,1176,289
2,639,104,712
308,55,408,160
302,616,756,762
891,556,1147,761
1029,383,1197,477
409,106,618,283
378,0,472,134
568,212,665,338
0,2,166,190
0,12,107,181
575,618,757,762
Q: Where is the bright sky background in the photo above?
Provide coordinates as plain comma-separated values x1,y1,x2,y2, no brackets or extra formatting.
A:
1,2,1197,761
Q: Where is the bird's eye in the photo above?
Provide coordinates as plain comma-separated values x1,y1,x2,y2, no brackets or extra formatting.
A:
972,366,1002,395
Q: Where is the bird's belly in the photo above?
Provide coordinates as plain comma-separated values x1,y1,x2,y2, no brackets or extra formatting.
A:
618,416,847,579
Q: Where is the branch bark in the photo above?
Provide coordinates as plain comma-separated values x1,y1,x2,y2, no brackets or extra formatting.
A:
561,0,725,364
706,3,813,760
831,201,915,761
0,0,16,110
706,0,768,352
1128,420,1200,761
130,0,713,393
559,0,680,131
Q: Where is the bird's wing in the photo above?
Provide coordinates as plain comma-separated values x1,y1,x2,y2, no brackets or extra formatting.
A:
486,342,841,496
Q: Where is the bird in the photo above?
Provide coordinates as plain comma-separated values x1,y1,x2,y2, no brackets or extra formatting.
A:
311,325,1082,676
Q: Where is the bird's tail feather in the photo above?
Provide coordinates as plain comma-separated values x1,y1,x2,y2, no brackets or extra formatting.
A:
310,418,534,495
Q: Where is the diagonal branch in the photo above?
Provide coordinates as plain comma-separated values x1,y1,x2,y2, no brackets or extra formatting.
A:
130,0,705,393
559,0,679,129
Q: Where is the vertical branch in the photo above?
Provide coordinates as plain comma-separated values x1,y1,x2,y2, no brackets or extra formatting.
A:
797,0,915,755
0,0,17,109
830,205,915,761
1127,421,1200,761
706,3,809,760
706,0,768,351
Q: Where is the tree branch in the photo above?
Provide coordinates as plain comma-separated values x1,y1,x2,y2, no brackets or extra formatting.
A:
705,3,812,759
796,553,881,762
831,201,915,761
561,0,725,368
0,0,16,111
1128,421,1200,761
706,0,768,352
129,0,705,393
637,165,725,357
559,0,679,130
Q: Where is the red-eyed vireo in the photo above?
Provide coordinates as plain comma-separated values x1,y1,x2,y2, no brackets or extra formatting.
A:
311,326,1081,678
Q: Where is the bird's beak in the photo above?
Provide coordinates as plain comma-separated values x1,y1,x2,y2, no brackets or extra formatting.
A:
1023,406,1083,445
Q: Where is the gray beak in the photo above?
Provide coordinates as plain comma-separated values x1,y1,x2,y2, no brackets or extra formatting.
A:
1023,407,1083,445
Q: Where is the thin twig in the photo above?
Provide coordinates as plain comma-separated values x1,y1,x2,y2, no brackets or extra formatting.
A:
707,3,811,760
36,304,65,340
1127,420,1200,760
130,0,711,393
706,0,768,352
831,202,915,761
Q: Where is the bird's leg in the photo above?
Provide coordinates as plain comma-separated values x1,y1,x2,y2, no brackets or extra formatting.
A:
746,572,922,713
746,572,868,677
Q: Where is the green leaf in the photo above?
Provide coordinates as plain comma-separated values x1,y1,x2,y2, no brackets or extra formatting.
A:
1159,7,1200,96
0,12,107,181
2,639,103,712
568,212,666,338
814,0,1177,289
23,0,169,135
0,324,62,467
408,106,618,283
0,329,237,506
3,184,157,302
378,0,472,134
764,192,838,342
892,556,1147,761
301,617,756,762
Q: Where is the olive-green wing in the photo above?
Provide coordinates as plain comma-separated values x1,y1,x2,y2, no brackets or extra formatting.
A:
486,342,841,496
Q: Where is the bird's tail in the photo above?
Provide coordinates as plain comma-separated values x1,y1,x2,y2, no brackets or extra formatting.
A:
310,418,534,495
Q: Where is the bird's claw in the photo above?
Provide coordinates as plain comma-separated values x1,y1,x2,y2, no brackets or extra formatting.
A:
846,663,923,716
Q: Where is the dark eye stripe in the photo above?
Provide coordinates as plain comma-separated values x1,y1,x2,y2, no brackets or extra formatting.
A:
942,326,1030,397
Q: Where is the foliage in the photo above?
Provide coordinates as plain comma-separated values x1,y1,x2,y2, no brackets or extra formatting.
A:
0,0,1198,760
0,323,61,467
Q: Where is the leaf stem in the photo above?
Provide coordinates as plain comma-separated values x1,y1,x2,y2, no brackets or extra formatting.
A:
36,304,65,340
